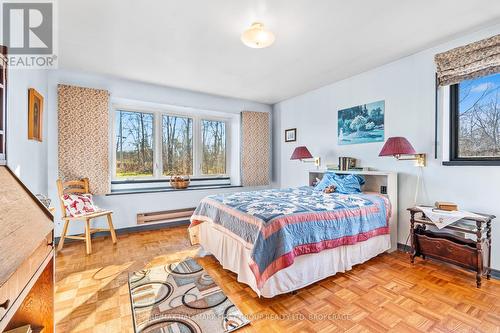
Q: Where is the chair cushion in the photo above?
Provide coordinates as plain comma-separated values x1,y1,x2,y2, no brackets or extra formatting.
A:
61,193,98,217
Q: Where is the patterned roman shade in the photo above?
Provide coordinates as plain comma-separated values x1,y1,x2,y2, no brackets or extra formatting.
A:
435,34,500,86
241,111,270,187
58,84,110,194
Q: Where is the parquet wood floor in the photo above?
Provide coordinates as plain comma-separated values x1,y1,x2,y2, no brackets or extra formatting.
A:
55,226,500,333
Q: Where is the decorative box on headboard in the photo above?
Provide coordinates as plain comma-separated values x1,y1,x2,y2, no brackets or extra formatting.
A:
309,170,398,252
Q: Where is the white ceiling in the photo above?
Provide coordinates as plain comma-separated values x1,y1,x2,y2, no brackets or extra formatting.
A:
58,0,500,104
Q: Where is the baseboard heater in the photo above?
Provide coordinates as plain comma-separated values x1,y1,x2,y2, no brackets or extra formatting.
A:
137,207,196,224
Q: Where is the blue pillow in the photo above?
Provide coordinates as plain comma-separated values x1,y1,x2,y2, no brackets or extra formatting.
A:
314,173,365,194
333,174,365,194
356,175,366,186
335,174,366,185
314,172,337,191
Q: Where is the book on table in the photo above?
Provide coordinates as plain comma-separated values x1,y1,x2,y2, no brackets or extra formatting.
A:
435,201,458,211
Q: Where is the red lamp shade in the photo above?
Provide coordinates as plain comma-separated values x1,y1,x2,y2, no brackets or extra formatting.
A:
291,146,313,160
379,137,416,156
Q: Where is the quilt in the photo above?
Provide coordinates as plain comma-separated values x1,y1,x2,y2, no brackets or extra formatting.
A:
190,187,390,290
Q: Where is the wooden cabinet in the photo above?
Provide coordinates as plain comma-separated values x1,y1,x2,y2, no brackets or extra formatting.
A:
0,166,54,332
0,46,7,165
408,207,494,288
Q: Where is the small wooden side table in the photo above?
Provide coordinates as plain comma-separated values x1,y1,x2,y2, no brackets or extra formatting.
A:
408,207,494,288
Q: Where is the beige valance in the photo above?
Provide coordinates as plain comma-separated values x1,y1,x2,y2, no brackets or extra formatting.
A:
435,34,500,86
241,111,270,187
58,84,110,195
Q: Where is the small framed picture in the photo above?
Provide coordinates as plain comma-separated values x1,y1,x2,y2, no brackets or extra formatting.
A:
285,128,296,142
28,88,44,141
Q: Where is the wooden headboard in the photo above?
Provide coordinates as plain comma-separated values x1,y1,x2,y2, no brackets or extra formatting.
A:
309,170,398,252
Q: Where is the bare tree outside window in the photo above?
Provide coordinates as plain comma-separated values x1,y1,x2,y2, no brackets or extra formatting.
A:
113,111,229,179
202,119,226,175
162,115,193,175
115,110,154,178
458,73,500,158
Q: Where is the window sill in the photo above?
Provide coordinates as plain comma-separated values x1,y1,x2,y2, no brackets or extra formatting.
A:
443,160,500,166
111,176,230,184
106,184,242,196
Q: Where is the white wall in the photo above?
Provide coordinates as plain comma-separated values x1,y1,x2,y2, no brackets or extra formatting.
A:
46,70,272,236
7,69,49,194
273,24,500,269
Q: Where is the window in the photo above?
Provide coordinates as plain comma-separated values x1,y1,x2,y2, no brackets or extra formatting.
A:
448,73,500,165
162,115,193,175
113,108,230,181
115,110,154,178
201,119,226,175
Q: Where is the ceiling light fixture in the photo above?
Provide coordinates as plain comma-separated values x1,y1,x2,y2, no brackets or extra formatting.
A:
241,22,275,49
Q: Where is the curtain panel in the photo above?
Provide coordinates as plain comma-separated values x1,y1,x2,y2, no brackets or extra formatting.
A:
240,111,270,187
435,34,500,86
58,84,110,195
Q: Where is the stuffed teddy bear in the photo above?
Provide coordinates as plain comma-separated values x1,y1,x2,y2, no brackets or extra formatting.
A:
323,184,336,193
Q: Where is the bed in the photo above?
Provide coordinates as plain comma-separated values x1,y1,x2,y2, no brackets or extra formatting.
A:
189,171,397,298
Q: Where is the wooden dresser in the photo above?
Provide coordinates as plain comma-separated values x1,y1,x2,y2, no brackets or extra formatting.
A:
0,45,7,165
0,166,54,332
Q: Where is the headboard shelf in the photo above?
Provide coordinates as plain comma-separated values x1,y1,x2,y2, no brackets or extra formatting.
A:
309,170,398,252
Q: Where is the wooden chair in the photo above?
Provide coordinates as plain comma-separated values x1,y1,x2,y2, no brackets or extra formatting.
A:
57,178,117,254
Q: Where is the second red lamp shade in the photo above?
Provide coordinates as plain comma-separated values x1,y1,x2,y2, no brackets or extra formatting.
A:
379,136,426,166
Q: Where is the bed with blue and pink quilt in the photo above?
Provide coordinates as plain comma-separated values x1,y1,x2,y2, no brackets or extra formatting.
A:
189,175,393,298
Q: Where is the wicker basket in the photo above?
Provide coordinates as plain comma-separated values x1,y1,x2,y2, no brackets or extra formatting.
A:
170,175,190,189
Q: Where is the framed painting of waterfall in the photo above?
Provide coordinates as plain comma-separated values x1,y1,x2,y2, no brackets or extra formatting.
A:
338,100,385,145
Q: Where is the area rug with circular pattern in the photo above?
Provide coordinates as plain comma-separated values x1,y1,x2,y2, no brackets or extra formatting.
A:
128,258,250,333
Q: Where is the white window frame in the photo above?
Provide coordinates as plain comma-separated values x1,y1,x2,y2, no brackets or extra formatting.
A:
112,109,156,179
158,113,195,178
111,104,232,181
199,117,230,176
